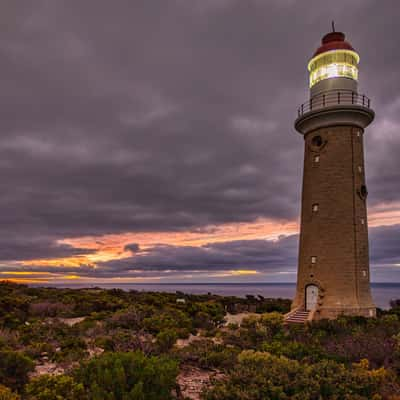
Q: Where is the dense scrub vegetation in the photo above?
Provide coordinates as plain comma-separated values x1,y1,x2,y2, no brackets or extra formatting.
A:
0,281,399,399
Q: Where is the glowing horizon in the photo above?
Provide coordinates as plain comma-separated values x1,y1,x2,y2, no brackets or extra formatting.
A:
1,201,399,284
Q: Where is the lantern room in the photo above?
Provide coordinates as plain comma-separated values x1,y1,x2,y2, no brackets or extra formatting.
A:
308,31,360,96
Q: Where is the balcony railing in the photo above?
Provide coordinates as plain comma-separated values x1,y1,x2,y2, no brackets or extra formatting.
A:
297,90,371,117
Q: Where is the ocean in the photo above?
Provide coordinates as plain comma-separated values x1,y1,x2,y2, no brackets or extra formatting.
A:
40,282,400,310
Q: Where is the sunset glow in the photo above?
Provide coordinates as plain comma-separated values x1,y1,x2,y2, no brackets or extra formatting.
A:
2,201,398,284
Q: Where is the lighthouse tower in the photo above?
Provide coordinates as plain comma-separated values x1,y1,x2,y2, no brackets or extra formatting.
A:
289,28,376,322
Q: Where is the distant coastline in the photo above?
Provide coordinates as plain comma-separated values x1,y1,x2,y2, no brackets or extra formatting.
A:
29,282,400,309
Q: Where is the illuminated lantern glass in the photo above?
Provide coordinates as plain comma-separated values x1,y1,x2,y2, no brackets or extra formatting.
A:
308,49,359,88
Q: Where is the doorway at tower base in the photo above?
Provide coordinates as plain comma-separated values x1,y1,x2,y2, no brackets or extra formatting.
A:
312,306,376,320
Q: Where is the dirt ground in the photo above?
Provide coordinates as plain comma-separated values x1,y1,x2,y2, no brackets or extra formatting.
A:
176,333,202,348
223,312,259,326
177,366,224,400
30,362,65,378
58,317,86,326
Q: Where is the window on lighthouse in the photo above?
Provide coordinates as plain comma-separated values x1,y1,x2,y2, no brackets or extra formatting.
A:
308,49,359,88
312,135,323,147
360,185,368,199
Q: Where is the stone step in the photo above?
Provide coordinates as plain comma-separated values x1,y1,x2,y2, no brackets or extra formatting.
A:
284,309,310,324
288,314,308,318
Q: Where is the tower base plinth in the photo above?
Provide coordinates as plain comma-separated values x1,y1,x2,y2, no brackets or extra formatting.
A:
314,306,376,320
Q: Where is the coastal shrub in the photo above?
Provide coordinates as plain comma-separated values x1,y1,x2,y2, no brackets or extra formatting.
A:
176,339,239,370
24,342,56,361
29,302,71,318
193,311,215,330
222,313,285,350
94,336,115,352
143,308,192,337
193,302,226,326
0,330,18,351
75,351,178,400
1,283,400,398
298,315,400,368
202,351,400,400
255,298,291,314
54,336,88,363
221,296,291,314
93,329,155,354
0,351,34,391
0,385,20,400
156,329,178,353
112,330,143,352
323,330,397,368
258,312,284,337
260,340,327,362
391,333,400,375
107,306,145,329
25,375,86,400
197,345,239,370
19,320,71,348
389,299,400,317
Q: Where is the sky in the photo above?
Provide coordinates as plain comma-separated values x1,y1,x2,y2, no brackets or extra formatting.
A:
1,0,400,284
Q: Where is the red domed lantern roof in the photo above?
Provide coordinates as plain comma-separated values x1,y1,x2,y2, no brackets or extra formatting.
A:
313,31,356,58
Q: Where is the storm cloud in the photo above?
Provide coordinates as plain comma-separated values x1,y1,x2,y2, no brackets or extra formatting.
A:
100,235,299,274
0,234,94,261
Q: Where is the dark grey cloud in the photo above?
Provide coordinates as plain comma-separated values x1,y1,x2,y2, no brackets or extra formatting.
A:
370,224,400,266
124,243,140,253
0,234,94,262
100,235,299,274
0,1,399,276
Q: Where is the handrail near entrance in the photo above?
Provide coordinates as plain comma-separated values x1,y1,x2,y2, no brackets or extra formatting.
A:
297,90,371,117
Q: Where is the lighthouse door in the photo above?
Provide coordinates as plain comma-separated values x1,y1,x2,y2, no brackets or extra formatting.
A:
305,285,319,311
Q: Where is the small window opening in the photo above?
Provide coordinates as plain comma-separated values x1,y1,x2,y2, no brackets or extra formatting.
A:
357,131,361,137
362,270,367,278
361,218,365,225
311,256,317,264
312,204,319,212
360,185,368,199
358,166,362,173
314,155,320,163
312,135,323,147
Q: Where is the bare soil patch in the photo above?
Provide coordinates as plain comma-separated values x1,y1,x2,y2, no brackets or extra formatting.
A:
224,312,259,326
59,317,86,326
177,366,224,400
31,362,65,378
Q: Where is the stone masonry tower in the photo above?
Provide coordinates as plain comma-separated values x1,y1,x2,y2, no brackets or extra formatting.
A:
288,29,376,322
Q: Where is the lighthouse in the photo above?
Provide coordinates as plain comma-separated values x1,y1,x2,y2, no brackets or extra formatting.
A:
287,28,376,322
